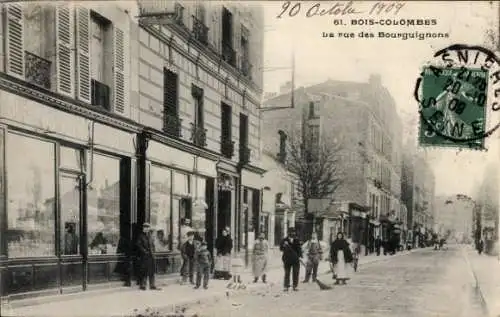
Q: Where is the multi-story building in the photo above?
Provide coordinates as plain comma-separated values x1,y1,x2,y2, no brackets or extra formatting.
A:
0,1,264,298
476,163,499,255
401,147,436,247
262,74,404,254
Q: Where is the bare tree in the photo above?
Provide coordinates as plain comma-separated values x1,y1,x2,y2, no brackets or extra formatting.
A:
284,122,344,236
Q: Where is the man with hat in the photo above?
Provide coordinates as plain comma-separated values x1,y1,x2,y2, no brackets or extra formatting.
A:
279,227,303,291
135,222,161,290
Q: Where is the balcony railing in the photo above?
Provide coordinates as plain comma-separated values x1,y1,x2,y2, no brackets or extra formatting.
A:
241,58,252,79
163,113,182,138
25,51,51,89
239,146,251,165
192,16,208,45
222,44,236,67
221,138,235,159
190,123,207,147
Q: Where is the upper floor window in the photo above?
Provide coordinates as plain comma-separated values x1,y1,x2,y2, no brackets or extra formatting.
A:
191,85,206,147
192,4,208,45
221,7,235,67
221,102,234,159
163,68,181,137
90,13,112,110
240,25,251,78
239,113,250,163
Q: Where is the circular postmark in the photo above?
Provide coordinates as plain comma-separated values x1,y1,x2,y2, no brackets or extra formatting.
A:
414,44,500,149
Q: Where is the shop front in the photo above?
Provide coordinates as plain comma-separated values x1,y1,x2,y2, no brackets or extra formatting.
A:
215,161,239,255
348,203,370,254
143,135,216,276
0,90,138,299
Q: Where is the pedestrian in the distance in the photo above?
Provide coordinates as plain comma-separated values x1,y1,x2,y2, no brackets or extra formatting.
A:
302,231,323,283
375,235,382,256
180,231,196,285
194,241,212,289
228,252,245,289
135,223,161,290
330,232,353,285
214,227,233,280
279,227,302,292
477,239,484,255
252,232,269,283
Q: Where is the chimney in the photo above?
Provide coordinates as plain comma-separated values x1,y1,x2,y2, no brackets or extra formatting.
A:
368,74,382,86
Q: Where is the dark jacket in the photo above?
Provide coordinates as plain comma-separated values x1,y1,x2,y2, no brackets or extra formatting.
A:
195,248,212,267
136,232,155,258
279,236,303,264
215,235,233,255
330,238,353,264
181,240,196,259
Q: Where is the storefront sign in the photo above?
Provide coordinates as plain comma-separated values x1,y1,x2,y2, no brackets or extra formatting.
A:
197,157,217,178
93,123,135,155
241,168,263,190
147,140,194,171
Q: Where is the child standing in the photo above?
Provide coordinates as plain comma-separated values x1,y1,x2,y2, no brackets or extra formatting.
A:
227,252,245,289
194,241,211,289
180,231,195,285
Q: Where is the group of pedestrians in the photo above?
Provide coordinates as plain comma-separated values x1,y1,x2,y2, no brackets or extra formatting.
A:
278,228,356,291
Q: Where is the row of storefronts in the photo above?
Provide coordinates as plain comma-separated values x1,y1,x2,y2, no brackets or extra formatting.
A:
0,77,265,298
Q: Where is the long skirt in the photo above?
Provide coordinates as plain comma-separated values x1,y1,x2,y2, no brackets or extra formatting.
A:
252,255,268,277
334,250,351,280
213,254,232,279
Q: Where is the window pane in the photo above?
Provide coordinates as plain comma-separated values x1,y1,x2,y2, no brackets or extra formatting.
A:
60,174,80,255
60,146,82,171
88,154,121,255
150,165,172,252
7,133,55,257
192,176,206,231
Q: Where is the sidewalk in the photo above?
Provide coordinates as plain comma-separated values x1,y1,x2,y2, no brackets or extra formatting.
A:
464,247,500,317
2,248,422,317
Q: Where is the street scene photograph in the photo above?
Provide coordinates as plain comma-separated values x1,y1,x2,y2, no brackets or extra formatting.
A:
0,1,499,317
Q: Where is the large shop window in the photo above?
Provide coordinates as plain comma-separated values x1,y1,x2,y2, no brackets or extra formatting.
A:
173,171,190,250
149,165,172,252
6,133,56,258
87,154,122,255
191,176,206,231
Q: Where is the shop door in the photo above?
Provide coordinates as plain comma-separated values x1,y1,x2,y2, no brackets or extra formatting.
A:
59,172,86,293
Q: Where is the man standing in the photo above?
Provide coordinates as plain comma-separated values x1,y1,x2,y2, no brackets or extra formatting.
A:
135,223,160,290
302,231,323,283
180,231,196,285
375,235,382,256
279,228,302,292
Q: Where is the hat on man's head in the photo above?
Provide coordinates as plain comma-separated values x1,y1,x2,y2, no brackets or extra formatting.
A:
142,222,151,228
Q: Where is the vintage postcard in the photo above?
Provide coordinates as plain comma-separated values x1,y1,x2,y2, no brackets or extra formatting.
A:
0,1,499,317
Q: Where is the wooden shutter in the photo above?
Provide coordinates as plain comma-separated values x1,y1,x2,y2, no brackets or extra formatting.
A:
5,3,24,78
163,68,178,116
75,6,91,103
113,26,126,114
56,4,75,96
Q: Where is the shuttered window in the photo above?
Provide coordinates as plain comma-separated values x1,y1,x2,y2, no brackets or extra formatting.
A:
163,68,178,116
76,7,91,103
56,5,75,96
6,3,25,78
113,27,126,114
221,102,232,139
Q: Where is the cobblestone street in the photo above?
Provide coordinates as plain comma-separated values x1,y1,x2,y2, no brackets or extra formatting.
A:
185,246,487,317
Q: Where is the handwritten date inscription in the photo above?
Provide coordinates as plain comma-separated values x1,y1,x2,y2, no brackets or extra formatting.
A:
277,1,406,19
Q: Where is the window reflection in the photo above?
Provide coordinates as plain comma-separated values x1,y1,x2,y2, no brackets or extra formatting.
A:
7,133,55,257
87,154,121,255
60,174,80,255
150,165,172,252
191,176,206,231
173,171,190,251
60,146,82,171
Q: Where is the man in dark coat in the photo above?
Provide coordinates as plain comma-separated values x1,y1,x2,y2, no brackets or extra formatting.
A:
375,236,382,256
279,227,302,292
135,223,161,290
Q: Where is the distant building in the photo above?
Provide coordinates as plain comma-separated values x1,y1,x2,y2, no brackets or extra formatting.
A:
476,163,499,255
261,74,404,254
401,147,436,247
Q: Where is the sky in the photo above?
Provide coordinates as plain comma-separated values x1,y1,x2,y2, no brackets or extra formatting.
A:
261,1,500,197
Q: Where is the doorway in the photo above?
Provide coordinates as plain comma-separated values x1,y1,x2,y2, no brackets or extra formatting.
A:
59,172,86,293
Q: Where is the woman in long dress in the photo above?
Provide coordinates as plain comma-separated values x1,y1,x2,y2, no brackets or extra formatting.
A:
330,232,354,285
252,232,269,283
214,227,233,280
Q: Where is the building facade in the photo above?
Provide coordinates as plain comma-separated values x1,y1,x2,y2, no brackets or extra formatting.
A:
262,75,404,254
401,147,436,247
0,1,265,299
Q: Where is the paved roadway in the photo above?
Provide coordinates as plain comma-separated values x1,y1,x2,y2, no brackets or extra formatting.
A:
184,246,487,317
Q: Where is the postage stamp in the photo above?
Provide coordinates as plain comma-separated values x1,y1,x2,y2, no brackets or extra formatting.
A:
414,44,500,150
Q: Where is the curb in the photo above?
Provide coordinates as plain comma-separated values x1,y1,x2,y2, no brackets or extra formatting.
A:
461,246,493,317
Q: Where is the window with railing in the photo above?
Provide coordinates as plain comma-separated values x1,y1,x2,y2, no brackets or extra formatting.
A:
163,68,181,137
191,85,207,147
221,102,234,158
91,79,111,110
192,4,208,45
239,113,250,164
221,7,235,67
240,26,251,78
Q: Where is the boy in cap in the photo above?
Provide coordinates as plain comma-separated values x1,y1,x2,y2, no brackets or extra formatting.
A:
194,241,212,289
180,231,196,285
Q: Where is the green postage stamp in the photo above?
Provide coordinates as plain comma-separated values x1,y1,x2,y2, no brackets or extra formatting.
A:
415,45,500,150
